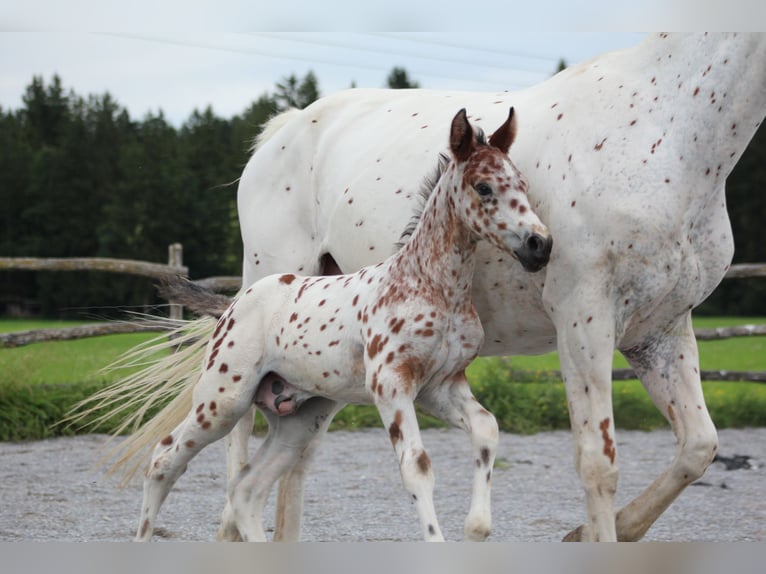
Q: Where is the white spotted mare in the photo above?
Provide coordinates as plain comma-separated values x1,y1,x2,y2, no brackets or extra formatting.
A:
227,33,766,542
105,33,766,542
134,109,552,541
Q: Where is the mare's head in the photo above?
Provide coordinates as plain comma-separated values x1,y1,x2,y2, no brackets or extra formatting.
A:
446,108,552,272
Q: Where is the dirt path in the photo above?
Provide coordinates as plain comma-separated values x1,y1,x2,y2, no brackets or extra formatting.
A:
1,427,764,541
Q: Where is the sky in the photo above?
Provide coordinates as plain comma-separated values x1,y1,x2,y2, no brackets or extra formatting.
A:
1,1,763,126
0,28,646,126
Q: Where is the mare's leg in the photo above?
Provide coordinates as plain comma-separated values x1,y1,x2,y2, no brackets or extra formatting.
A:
417,372,498,541
609,313,717,540
217,397,343,541
546,276,619,542
136,369,258,541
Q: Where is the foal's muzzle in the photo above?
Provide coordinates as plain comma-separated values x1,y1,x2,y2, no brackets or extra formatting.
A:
515,233,553,272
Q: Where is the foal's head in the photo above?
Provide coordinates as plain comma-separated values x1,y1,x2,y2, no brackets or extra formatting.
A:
446,108,552,272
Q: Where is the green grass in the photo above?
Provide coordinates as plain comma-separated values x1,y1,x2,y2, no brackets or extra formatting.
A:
0,319,157,386
1,316,765,440
481,316,766,373
464,315,766,433
0,319,162,440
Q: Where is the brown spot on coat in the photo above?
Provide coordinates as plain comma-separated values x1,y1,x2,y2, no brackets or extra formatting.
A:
417,451,431,474
389,411,404,445
279,274,296,285
395,358,424,394
599,418,616,464
389,317,406,334
367,333,387,359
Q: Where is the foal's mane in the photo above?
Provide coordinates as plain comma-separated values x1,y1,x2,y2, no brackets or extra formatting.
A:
395,128,487,250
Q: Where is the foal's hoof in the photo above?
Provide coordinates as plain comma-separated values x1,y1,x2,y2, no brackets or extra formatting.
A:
562,524,585,542
216,524,244,542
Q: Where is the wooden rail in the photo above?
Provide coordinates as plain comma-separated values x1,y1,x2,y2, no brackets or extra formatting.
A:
0,322,169,348
724,263,766,279
0,255,187,279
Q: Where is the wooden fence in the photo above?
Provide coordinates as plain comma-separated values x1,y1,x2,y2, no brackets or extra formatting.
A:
1,245,765,382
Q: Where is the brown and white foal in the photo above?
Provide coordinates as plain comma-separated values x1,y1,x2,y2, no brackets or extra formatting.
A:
135,108,552,541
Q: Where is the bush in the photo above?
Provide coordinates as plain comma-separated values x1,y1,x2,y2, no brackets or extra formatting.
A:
2,330,765,441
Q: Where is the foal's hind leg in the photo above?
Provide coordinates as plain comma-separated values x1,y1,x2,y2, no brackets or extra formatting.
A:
136,362,262,541
417,372,499,541
612,313,717,541
225,406,256,486
272,398,344,541
217,397,343,541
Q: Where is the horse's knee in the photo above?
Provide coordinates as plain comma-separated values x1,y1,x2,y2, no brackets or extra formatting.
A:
146,439,185,484
575,442,619,496
473,409,499,450
400,448,435,494
677,426,718,483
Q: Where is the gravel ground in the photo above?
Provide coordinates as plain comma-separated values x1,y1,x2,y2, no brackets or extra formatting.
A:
1,427,764,542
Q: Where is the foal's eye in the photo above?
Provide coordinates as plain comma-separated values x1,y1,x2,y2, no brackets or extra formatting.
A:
475,183,493,197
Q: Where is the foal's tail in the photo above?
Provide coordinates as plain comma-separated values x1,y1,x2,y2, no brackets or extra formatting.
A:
74,111,304,483
71,277,238,484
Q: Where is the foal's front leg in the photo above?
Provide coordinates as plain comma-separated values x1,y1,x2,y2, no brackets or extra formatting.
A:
417,372,498,541
372,371,444,541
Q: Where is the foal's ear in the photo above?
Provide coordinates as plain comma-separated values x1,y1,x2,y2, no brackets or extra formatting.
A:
450,108,475,162
489,107,517,154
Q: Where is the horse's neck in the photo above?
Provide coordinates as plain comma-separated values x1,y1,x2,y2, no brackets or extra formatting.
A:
392,183,477,307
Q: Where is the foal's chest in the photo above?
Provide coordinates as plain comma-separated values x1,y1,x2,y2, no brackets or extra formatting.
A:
394,304,484,385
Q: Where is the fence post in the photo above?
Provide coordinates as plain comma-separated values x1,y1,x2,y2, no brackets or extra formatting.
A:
168,243,184,320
